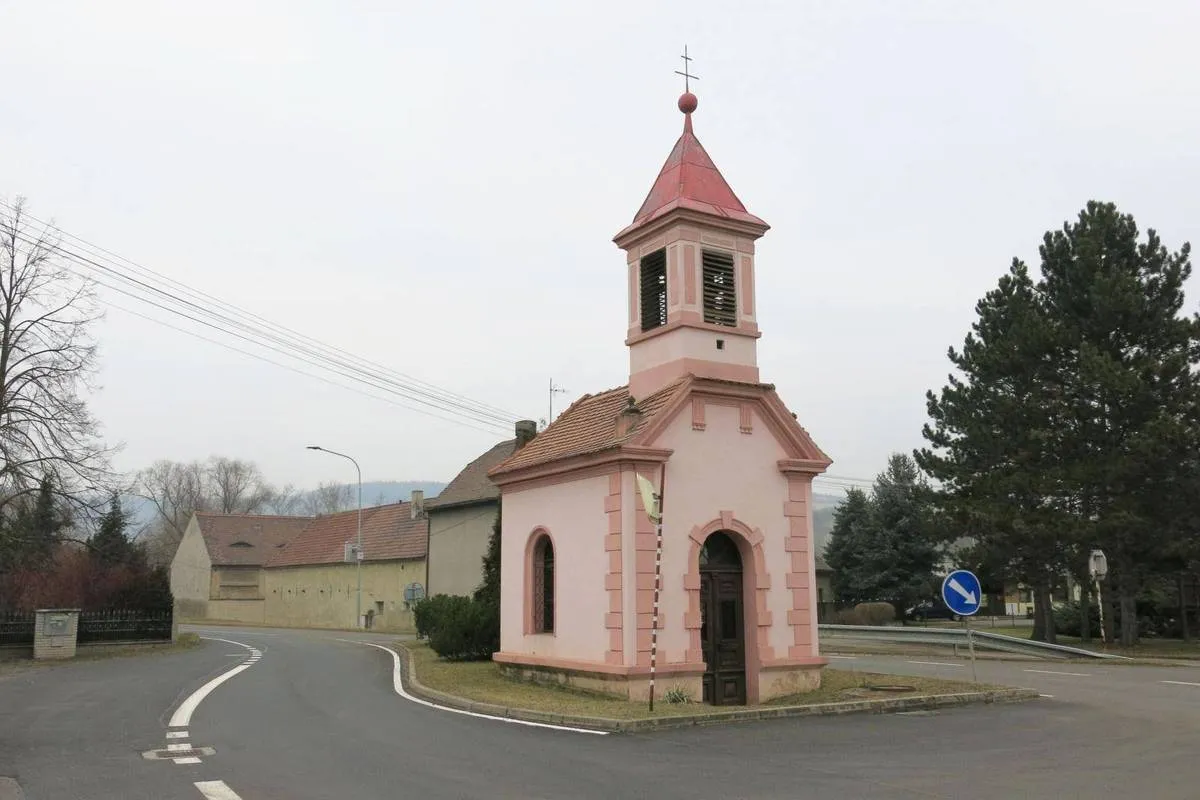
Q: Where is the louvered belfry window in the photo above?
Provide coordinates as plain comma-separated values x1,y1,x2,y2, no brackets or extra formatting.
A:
702,249,737,326
640,249,668,332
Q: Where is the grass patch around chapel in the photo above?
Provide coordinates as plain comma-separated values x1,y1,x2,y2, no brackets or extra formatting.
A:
401,641,991,721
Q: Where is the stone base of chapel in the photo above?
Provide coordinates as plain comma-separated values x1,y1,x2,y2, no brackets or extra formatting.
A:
493,652,826,705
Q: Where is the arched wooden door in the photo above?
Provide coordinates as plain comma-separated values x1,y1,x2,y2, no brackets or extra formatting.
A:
698,531,746,705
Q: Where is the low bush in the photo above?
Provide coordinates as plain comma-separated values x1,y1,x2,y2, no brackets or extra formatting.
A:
854,602,896,626
663,685,694,704
413,594,460,640
426,596,499,661
1052,601,1100,638
830,607,865,625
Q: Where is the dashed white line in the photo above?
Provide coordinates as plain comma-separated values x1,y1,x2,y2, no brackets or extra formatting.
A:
173,757,201,765
825,655,857,660
167,743,191,752
168,637,261,728
194,779,243,799
338,639,609,736
1024,669,1091,677
166,731,189,739
906,660,963,668
1160,680,1200,687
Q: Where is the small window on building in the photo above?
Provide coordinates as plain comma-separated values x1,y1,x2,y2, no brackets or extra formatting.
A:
640,249,668,332
532,535,555,633
701,249,737,326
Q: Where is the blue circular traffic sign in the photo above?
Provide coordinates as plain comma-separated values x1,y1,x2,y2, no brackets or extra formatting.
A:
941,569,982,617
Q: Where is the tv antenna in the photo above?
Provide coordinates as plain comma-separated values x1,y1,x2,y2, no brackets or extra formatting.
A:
549,379,569,423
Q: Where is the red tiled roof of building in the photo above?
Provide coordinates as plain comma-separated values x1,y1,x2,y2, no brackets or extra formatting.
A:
265,502,427,568
425,438,515,510
490,379,688,476
194,513,312,567
616,103,768,240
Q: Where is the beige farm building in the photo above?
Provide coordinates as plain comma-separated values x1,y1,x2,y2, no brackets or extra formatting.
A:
170,493,428,632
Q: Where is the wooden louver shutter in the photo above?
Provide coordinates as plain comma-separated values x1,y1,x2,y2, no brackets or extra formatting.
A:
702,250,737,326
640,249,668,332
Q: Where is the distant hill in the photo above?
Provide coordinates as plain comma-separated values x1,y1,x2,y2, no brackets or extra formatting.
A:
359,481,446,507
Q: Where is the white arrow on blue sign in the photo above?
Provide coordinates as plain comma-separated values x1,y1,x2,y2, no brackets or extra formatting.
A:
941,569,983,617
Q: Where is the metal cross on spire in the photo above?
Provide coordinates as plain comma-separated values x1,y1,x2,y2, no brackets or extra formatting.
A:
675,45,698,93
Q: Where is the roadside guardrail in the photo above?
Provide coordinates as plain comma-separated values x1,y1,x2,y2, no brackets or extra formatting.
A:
818,624,1132,660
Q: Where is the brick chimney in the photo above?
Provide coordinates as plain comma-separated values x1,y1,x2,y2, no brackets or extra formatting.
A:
615,397,643,437
410,489,424,519
514,420,537,450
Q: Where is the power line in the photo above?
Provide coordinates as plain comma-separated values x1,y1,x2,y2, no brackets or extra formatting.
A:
103,299,509,437
4,218,523,432
0,200,523,426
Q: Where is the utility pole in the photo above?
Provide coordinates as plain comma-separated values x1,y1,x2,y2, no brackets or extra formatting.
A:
549,379,568,423
307,445,364,628
636,469,667,713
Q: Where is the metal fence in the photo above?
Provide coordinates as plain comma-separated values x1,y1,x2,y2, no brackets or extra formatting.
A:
0,611,35,647
818,623,1130,660
77,609,173,644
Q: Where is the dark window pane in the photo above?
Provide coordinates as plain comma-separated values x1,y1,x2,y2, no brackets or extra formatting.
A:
701,249,737,327
720,599,737,639
640,250,668,331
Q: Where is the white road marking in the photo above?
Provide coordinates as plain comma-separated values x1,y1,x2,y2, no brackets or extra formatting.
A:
825,655,857,660
195,779,243,799
173,757,201,765
1039,694,1055,698
167,743,191,751
168,637,261,728
906,660,963,668
1160,680,1200,687
338,639,609,736
1024,669,1091,677
166,731,189,739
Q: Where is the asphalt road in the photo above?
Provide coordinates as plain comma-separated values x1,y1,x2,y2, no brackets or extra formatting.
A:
3,626,1199,799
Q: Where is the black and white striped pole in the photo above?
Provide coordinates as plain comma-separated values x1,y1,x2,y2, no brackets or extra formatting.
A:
636,470,666,713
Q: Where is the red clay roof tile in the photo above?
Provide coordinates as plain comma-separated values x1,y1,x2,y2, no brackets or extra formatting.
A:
195,513,311,567
265,503,427,568
426,439,515,510
489,379,688,476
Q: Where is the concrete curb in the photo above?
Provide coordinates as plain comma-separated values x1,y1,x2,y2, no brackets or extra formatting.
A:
395,643,1040,733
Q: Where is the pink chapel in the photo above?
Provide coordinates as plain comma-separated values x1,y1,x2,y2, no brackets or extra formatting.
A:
488,89,832,705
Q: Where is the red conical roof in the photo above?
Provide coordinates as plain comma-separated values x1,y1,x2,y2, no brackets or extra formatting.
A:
617,95,768,240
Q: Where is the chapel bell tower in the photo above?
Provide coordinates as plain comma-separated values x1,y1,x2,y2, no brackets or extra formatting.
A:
613,89,770,400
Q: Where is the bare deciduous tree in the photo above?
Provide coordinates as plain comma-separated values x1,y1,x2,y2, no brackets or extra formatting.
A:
135,459,209,566
302,481,352,516
208,456,274,514
0,197,114,515
264,483,303,515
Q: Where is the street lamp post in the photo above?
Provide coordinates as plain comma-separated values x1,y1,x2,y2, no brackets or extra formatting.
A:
307,445,364,628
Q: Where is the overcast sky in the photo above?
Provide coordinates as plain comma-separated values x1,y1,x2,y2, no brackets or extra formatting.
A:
3,1,1198,494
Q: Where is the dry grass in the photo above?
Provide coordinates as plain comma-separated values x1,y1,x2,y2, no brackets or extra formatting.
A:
403,641,987,721
0,633,201,680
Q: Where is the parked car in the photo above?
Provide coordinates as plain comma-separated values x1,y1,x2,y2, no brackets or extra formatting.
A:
906,599,960,622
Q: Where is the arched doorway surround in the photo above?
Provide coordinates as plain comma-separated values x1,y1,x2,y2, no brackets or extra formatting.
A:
684,513,769,705
698,531,745,704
